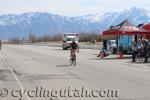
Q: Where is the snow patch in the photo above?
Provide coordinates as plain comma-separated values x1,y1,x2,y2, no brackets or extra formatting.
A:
147,11,150,18
82,14,104,22
0,21,6,25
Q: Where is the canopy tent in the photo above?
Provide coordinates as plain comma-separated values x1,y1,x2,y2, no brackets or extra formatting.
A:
142,23,150,30
103,20,150,36
142,23,150,39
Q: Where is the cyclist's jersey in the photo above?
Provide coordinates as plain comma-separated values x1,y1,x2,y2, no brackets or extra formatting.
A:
70,42,77,50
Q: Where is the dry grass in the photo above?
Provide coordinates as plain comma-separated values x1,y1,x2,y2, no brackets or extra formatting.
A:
8,32,103,44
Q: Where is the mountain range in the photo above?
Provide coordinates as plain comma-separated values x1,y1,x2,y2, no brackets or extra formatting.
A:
0,7,150,39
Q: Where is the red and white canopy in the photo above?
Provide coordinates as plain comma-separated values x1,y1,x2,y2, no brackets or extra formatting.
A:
103,20,150,36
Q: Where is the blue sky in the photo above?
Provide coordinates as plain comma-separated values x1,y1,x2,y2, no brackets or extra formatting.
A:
0,0,149,16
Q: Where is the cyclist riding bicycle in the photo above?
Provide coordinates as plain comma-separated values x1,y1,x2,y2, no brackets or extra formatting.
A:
70,40,78,52
70,40,79,66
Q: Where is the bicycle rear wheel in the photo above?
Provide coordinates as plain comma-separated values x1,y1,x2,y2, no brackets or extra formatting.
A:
70,58,73,65
73,54,76,66
70,54,76,66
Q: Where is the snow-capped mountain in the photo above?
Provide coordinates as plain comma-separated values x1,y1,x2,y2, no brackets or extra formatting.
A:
0,7,150,39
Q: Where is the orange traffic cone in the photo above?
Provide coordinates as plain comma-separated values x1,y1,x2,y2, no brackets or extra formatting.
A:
100,51,104,59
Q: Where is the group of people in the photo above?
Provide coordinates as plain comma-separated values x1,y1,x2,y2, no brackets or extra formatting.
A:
97,37,150,62
132,38,150,63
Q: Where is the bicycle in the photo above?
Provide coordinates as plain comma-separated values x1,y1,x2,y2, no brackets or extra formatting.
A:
70,50,76,66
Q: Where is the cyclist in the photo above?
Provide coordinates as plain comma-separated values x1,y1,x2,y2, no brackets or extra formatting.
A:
70,41,79,65
70,40,79,65
70,40,78,53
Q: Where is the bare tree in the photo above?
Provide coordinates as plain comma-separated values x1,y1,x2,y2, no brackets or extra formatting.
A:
28,33,38,43
8,37,21,44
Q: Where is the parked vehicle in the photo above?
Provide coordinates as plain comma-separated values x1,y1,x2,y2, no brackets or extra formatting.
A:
107,40,117,54
62,33,79,50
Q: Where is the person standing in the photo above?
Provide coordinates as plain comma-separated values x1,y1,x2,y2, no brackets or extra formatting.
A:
119,43,123,53
142,38,150,63
131,42,138,62
103,39,107,50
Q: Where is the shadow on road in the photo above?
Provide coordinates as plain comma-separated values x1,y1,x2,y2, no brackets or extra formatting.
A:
20,74,69,80
90,56,132,61
0,69,22,81
56,64,70,67
126,61,150,64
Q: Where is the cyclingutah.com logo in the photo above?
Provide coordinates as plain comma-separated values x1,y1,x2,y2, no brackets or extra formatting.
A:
0,86,119,100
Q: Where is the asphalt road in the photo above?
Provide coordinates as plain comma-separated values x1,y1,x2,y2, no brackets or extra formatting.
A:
0,44,150,100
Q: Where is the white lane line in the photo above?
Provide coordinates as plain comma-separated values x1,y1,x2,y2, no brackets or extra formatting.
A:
0,54,31,100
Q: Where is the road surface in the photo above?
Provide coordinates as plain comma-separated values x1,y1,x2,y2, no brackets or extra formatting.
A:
0,44,150,100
